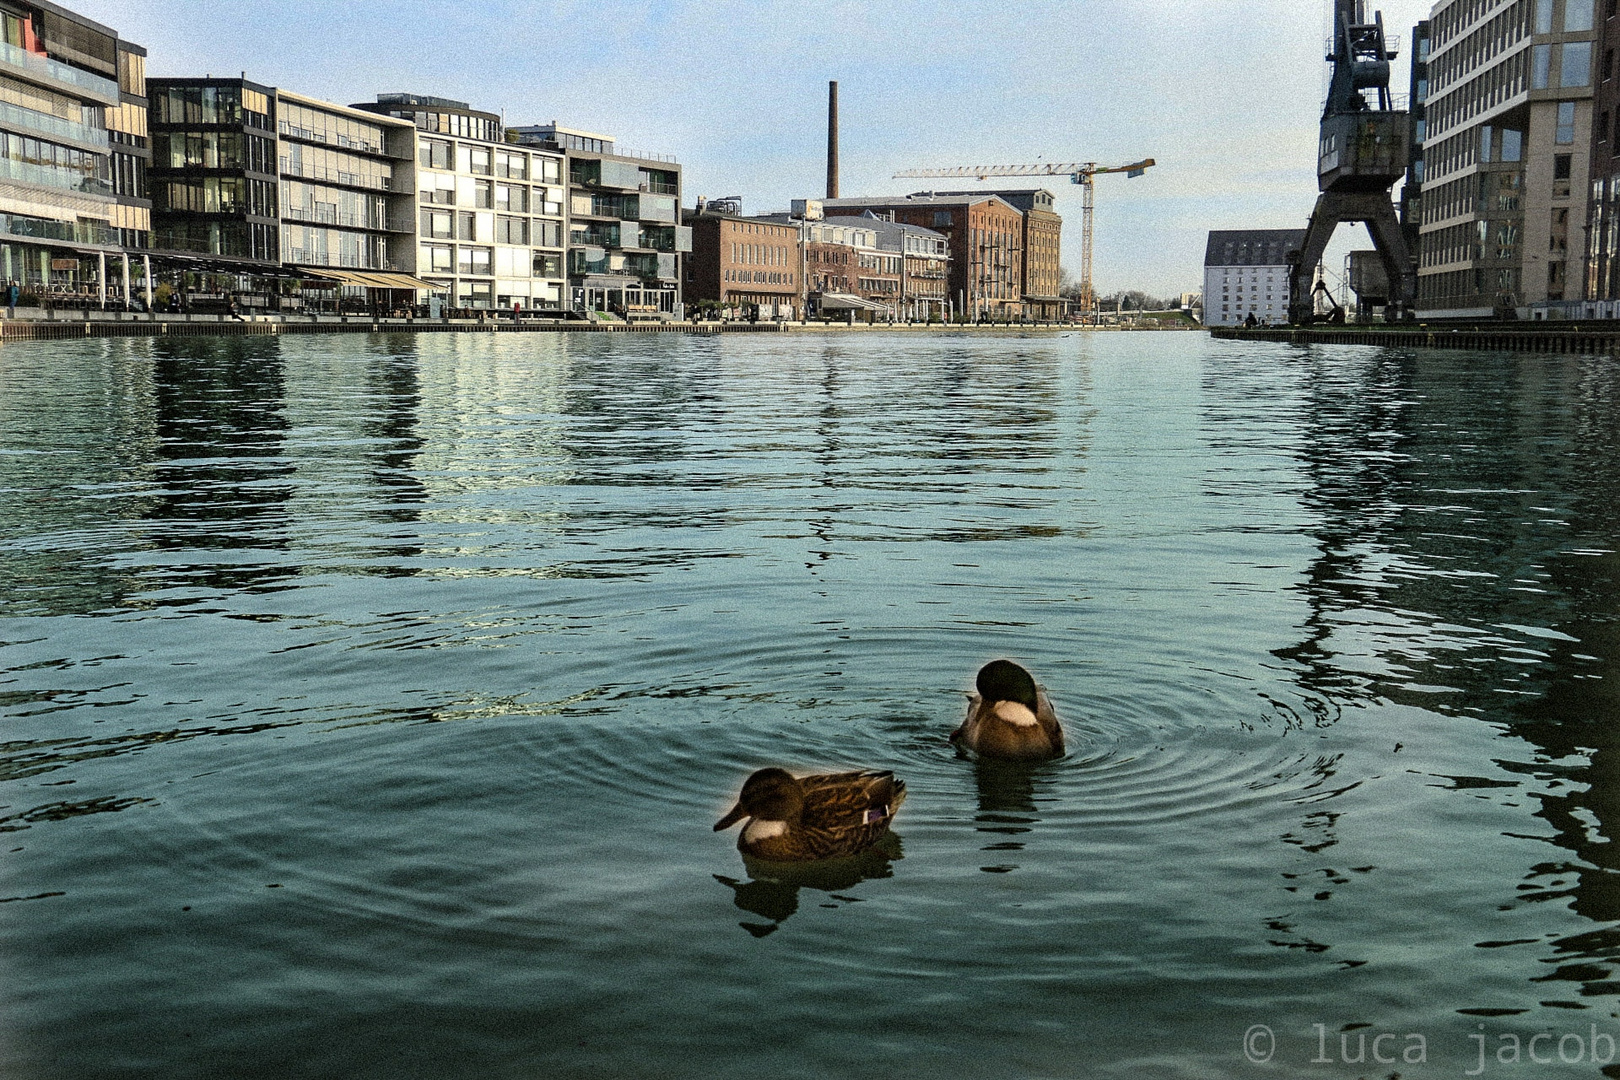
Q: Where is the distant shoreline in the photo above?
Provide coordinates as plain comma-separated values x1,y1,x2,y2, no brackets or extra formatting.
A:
0,316,1200,343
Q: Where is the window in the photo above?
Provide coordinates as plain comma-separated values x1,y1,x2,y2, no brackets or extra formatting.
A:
474,179,493,209
1533,44,1552,88
496,216,528,244
421,210,452,238
1562,41,1593,87
419,139,451,170
932,210,952,227
1501,128,1523,161
458,246,492,275
1480,125,1494,163
1567,0,1595,31
469,147,491,175
458,211,477,241
422,244,452,273
535,220,564,247
1535,0,1554,32
1556,102,1576,145
533,252,561,277
495,184,528,213
1554,152,1573,197
495,151,528,179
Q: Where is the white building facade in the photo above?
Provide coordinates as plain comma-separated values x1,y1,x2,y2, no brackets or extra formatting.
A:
357,95,568,313
1202,229,1306,326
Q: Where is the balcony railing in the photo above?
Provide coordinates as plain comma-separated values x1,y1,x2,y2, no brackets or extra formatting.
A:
0,99,108,149
284,249,401,272
0,40,119,103
4,210,116,247
282,205,405,231
277,121,385,157
0,156,112,197
279,158,395,192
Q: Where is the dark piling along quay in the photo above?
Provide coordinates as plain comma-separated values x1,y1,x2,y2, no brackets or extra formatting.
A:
1210,324,1620,355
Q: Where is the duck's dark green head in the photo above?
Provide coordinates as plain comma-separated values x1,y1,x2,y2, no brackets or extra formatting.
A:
714,768,806,830
977,660,1039,711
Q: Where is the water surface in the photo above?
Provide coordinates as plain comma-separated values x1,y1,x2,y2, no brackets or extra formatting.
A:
2,330,1619,1078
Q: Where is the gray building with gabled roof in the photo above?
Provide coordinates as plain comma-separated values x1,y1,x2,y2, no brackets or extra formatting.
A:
1203,228,1305,326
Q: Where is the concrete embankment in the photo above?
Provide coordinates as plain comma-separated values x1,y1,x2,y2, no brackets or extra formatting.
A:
1211,324,1620,355
0,315,1096,342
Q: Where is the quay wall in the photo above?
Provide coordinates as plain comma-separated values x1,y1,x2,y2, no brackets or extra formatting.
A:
1211,325,1620,355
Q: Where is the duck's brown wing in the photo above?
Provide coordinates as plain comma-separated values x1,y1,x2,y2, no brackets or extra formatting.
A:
1036,689,1065,755
797,770,905,856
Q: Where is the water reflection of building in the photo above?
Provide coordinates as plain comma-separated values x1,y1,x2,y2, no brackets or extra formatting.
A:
142,336,296,595
1277,349,1620,996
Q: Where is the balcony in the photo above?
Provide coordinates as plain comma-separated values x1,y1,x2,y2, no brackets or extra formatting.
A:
0,156,112,198
3,210,116,247
279,157,394,193
0,40,119,105
277,121,385,157
0,99,108,151
282,205,407,231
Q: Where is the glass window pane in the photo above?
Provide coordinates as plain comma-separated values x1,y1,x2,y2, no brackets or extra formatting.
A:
1536,0,1554,32
1562,41,1592,87
1566,0,1595,31
1533,44,1552,88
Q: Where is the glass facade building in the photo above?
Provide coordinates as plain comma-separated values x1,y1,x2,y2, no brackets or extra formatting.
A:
0,0,147,303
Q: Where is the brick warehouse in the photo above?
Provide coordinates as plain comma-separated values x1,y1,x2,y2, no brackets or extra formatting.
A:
683,209,800,318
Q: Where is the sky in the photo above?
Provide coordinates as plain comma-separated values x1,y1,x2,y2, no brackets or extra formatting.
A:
74,0,1439,299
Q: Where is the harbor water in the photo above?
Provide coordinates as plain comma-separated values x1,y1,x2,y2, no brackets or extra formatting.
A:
2,330,1619,1078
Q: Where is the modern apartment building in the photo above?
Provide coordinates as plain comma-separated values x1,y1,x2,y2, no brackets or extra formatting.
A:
1417,0,1598,318
148,79,429,310
683,209,800,318
360,96,567,312
1,1,145,302
511,122,686,320
934,188,1063,319
1202,229,1304,326
821,193,1025,319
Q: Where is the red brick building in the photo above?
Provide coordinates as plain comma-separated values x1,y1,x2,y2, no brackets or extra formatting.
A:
683,211,801,318
821,193,1025,319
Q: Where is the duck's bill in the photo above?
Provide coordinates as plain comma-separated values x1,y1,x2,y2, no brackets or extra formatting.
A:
714,803,748,831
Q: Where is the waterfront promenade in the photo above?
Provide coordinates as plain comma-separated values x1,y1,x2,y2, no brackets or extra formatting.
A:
0,313,1128,342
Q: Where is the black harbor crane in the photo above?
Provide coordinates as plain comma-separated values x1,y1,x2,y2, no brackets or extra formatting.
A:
1288,0,1416,325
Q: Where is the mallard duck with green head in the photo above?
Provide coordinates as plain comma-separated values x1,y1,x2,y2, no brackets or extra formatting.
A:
714,767,906,861
950,659,1065,761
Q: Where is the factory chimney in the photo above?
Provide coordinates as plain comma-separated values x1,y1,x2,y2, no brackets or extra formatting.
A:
826,80,839,200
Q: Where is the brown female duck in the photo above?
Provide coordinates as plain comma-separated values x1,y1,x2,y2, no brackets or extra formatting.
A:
714,767,906,861
949,659,1065,761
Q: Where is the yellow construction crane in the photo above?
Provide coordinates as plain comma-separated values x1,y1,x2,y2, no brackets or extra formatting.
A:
892,159,1155,319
